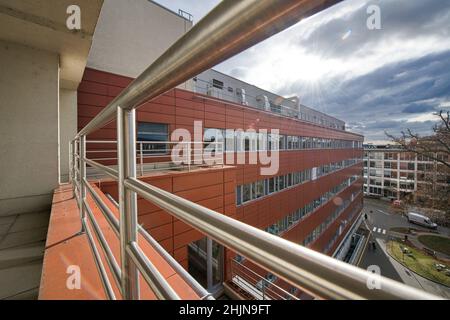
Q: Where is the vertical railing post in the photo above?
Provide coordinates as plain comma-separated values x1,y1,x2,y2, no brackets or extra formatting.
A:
139,142,144,177
73,140,78,195
188,142,191,172
206,237,213,290
117,106,140,300
70,140,76,197
69,140,73,185
262,281,266,300
79,135,87,232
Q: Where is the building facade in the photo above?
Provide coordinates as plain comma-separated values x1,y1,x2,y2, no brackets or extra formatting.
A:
363,144,449,200
78,63,364,297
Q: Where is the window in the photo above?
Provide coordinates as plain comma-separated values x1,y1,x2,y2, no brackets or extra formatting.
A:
278,175,285,190
287,173,293,187
212,79,224,89
279,135,286,150
236,186,242,206
268,177,276,194
243,184,251,203
137,122,168,154
254,180,265,198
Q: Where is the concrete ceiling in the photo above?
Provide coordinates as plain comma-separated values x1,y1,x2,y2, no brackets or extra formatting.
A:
0,0,104,89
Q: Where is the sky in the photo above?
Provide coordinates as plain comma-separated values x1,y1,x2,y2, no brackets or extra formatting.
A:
154,0,450,142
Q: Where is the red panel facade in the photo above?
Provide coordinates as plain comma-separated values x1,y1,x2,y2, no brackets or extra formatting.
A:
78,68,364,286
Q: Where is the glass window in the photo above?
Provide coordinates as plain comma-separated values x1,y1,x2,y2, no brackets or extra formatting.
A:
236,186,242,206
254,181,264,198
287,173,293,187
278,175,285,190
243,184,251,203
212,79,224,89
137,122,169,154
269,177,276,194
279,135,286,150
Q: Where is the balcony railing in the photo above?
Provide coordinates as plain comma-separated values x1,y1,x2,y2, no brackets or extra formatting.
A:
84,140,224,179
69,0,440,300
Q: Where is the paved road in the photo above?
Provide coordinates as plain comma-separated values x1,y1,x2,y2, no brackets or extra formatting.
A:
358,231,403,282
358,198,450,298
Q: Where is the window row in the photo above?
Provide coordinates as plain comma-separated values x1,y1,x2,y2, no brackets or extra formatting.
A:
303,191,360,247
204,128,363,152
323,202,363,254
264,175,359,237
236,169,312,205
236,158,362,206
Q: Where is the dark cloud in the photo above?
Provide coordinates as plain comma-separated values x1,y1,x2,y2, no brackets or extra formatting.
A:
294,0,450,59
155,0,450,142
402,104,435,114
277,49,450,141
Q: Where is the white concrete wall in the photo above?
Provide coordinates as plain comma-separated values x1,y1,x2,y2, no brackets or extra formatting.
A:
87,0,192,78
59,90,77,183
0,41,59,216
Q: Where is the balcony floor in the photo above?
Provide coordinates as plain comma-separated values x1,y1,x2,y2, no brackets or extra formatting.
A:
38,184,202,300
0,210,50,299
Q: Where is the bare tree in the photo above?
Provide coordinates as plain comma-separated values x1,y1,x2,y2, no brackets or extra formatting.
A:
385,110,450,169
385,110,450,215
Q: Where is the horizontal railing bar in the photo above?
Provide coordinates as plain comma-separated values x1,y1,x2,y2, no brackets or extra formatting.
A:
76,0,342,138
86,186,212,299
124,177,440,300
82,217,116,300
84,179,120,237
137,224,213,300
87,150,118,153
126,241,181,300
83,198,122,290
232,267,290,301
85,158,118,180
232,260,299,300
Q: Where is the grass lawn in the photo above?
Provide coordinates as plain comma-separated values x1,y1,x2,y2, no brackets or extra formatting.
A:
388,241,450,287
418,235,450,256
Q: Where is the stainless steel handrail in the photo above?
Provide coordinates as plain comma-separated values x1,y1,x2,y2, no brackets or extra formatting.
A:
69,0,442,301
84,177,213,299
124,177,440,300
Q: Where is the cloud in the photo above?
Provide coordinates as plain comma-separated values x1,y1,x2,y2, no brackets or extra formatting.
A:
215,0,450,141
154,0,450,142
402,104,435,114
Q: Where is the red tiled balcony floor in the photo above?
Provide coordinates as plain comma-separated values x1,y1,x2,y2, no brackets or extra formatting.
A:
39,184,200,300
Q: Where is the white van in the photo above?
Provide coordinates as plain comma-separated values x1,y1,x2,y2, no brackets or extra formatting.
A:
407,212,438,229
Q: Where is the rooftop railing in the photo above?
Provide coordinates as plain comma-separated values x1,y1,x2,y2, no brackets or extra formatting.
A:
69,0,441,300
193,77,345,130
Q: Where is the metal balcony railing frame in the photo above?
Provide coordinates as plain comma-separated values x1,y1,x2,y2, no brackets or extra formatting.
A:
69,0,441,300
84,140,224,178
231,259,300,300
